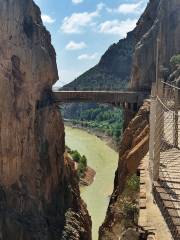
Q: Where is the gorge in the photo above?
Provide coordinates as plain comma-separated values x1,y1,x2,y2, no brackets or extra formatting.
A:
0,0,180,240
65,126,118,240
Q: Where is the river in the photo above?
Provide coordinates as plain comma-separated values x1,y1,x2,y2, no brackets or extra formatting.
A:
65,126,118,240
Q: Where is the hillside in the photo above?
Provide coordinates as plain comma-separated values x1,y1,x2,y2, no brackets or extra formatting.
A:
62,0,160,91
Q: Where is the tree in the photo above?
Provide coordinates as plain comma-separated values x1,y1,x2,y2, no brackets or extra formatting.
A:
81,155,87,168
71,150,81,162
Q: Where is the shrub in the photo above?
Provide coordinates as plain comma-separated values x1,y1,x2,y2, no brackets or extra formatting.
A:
71,150,81,162
170,54,180,68
81,155,87,168
127,174,140,192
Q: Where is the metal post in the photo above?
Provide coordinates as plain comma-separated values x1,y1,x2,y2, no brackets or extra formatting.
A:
153,99,163,181
173,88,179,148
149,84,156,179
156,39,160,96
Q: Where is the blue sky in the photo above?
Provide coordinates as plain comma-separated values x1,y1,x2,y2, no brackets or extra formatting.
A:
34,0,148,88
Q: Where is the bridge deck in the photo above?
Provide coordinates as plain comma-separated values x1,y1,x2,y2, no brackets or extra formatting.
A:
53,90,149,105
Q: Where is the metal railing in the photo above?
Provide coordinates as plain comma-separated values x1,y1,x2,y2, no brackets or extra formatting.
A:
149,81,180,239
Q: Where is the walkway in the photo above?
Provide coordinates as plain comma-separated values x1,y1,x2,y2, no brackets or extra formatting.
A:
153,148,180,239
151,95,180,239
53,90,149,109
138,154,173,240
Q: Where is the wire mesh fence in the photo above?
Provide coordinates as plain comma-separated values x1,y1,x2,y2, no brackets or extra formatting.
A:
150,81,180,239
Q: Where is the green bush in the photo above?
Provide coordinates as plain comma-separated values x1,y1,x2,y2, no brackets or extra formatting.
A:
67,146,88,178
77,155,87,178
127,174,140,192
71,150,81,162
170,54,180,68
81,155,87,168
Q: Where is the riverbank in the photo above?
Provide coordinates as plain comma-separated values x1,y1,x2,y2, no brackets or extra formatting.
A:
66,146,96,187
80,166,96,186
65,121,119,152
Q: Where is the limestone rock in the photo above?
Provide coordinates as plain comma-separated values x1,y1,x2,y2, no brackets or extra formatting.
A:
0,0,91,239
99,101,150,240
131,0,180,90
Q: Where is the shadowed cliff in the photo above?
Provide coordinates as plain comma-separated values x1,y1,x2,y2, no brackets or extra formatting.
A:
0,0,91,239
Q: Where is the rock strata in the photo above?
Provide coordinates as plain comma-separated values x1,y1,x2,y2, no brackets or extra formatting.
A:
131,0,180,90
0,0,91,239
99,0,180,238
99,101,150,240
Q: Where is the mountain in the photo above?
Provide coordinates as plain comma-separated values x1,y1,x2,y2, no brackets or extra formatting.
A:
62,0,160,91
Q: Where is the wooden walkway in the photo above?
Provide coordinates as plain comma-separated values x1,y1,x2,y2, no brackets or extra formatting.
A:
153,148,180,239
138,153,173,240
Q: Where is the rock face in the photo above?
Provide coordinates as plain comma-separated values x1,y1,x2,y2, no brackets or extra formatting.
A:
99,0,180,239
62,0,160,91
0,0,91,239
99,101,150,240
131,0,180,90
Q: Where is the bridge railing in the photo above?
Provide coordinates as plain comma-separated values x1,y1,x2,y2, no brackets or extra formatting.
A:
149,81,180,180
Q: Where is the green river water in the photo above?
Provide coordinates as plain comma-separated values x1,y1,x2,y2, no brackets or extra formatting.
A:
65,126,118,240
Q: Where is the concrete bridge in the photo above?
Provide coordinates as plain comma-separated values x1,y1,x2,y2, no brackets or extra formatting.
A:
53,90,149,111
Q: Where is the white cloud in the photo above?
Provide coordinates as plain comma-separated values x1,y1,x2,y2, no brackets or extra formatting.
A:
72,0,83,4
61,4,102,33
108,1,145,15
117,1,144,14
65,41,87,50
42,14,55,24
99,18,137,37
78,53,98,60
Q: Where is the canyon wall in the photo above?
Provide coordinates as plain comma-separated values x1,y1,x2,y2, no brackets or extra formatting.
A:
131,0,180,90
99,102,150,240
100,0,180,239
0,0,91,239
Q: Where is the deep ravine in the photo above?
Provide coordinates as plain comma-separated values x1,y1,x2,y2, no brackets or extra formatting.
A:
65,126,118,240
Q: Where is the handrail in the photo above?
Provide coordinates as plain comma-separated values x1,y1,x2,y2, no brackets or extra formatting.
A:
161,80,180,90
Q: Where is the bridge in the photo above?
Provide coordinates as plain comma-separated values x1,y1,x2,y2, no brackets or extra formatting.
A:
53,90,149,111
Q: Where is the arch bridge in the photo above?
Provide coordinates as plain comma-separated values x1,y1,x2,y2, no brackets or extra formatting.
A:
53,90,149,111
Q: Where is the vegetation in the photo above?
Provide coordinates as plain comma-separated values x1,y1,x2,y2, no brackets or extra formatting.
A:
122,200,139,227
121,174,140,228
66,146,88,178
170,54,180,68
62,103,123,142
127,174,140,192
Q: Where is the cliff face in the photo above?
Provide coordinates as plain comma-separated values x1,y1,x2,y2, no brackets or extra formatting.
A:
99,101,150,240
99,0,180,239
62,0,160,91
0,0,91,239
131,0,180,90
